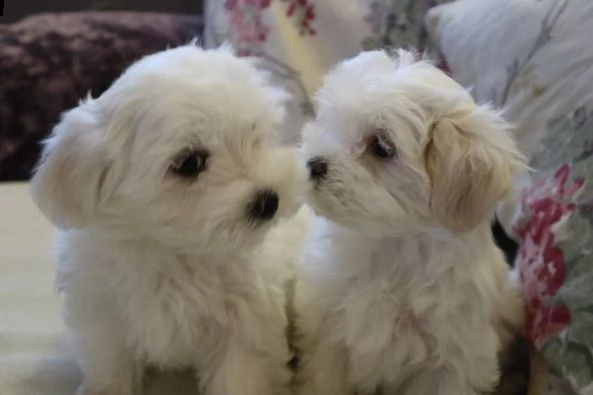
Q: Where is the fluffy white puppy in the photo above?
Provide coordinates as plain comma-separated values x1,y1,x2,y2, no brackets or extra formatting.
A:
30,44,309,395
295,50,527,395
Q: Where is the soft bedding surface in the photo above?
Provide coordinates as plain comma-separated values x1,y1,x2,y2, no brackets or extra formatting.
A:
0,183,75,394
0,183,198,395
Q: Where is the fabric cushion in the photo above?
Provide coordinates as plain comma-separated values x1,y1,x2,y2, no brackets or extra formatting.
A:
513,108,593,394
203,0,451,144
427,0,593,392
0,12,202,182
426,0,593,162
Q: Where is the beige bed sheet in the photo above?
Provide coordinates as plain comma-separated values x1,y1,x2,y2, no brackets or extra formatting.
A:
0,183,197,395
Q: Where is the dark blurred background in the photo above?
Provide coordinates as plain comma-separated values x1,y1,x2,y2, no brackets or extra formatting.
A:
1,0,203,23
0,1,205,181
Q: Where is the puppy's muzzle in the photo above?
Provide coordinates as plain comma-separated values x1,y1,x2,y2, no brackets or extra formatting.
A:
307,157,328,181
247,189,279,222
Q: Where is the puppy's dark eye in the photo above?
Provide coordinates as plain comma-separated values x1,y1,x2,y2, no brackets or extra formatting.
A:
171,151,208,177
369,133,397,159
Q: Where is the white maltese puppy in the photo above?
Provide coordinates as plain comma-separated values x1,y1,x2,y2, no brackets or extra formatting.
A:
295,50,527,395
30,44,309,395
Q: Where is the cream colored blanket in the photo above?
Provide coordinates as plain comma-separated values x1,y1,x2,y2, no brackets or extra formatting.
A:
0,183,197,395
0,183,75,395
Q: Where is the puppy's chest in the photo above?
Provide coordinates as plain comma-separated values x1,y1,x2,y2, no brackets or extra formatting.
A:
338,285,439,369
120,266,264,367
328,254,439,361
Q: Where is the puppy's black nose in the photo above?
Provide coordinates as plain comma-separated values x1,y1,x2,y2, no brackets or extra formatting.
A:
307,157,328,180
248,189,279,222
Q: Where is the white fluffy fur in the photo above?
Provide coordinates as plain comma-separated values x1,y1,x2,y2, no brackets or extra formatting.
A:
30,44,310,395
295,50,527,395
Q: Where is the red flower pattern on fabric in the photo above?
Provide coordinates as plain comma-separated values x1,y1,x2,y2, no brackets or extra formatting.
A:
224,0,316,56
284,0,316,35
514,164,585,347
224,0,273,56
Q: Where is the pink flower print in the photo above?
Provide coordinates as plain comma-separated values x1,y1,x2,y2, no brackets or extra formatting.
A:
282,0,316,36
225,0,274,56
514,164,585,347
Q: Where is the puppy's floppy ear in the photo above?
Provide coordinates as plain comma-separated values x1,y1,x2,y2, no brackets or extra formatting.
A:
424,105,527,233
31,99,110,230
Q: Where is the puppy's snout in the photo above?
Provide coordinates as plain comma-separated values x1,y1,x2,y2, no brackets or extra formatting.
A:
307,157,328,181
247,189,279,222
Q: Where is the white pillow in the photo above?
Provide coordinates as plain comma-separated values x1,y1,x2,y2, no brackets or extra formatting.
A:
426,0,593,232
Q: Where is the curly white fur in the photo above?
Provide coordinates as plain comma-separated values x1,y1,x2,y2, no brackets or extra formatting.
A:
295,50,527,395
30,44,309,395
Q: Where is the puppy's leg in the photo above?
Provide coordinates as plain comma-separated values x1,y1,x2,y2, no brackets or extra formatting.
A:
199,340,291,395
296,342,353,395
73,330,141,395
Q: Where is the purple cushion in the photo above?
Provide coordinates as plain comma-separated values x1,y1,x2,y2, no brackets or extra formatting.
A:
0,12,202,181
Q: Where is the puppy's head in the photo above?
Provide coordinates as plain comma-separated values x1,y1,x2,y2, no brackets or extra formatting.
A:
303,50,527,237
31,44,307,253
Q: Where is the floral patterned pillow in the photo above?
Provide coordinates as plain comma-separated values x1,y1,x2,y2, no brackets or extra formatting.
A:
203,0,450,144
427,1,593,392
512,108,593,393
